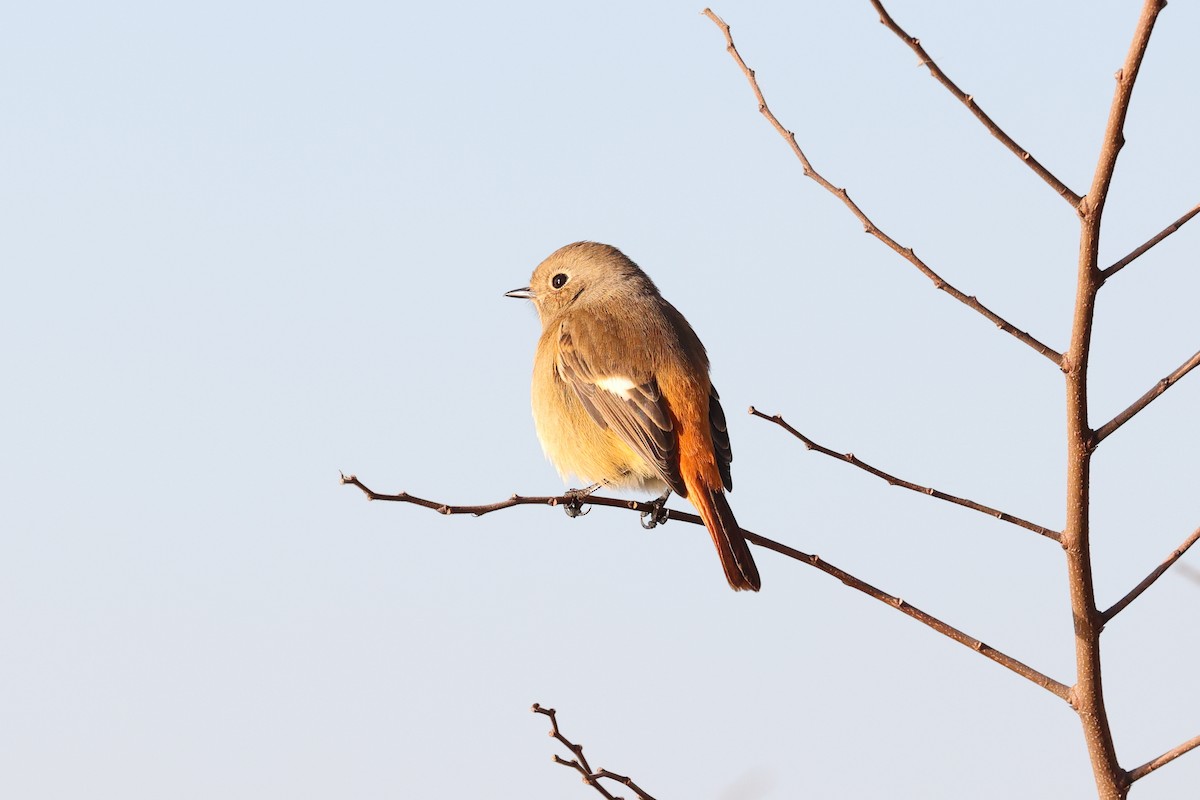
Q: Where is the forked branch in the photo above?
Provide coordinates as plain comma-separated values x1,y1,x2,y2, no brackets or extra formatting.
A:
749,407,1061,542
532,704,657,800
343,475,1071,701
701,9,1063,367
867,0,1081,206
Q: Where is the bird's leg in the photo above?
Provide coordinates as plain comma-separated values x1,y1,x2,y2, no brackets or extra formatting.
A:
561,481,601,518
640,489,672,530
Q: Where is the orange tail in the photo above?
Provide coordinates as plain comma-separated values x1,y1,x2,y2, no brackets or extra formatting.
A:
686,477,761,592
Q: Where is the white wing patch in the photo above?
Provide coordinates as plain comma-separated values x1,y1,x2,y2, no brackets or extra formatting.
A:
594,375,638,398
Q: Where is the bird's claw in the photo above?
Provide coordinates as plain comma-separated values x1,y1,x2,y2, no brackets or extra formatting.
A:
640,497,671,529
561,489,592,519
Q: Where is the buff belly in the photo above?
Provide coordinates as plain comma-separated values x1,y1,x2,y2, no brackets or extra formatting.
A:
531,366,667,493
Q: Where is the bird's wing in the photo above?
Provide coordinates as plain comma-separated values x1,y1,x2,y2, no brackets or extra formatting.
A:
556,316,686,496
708,384,733,492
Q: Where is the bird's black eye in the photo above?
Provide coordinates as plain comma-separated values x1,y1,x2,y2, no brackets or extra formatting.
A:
551,273,569,289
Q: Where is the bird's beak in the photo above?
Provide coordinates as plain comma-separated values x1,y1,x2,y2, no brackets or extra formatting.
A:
505,287,535,300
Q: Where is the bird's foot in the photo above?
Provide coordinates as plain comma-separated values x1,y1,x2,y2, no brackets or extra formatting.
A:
640,490,672,530
561,483,600,518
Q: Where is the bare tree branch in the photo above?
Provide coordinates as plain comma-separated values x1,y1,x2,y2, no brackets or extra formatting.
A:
1062,2,1168,796
701,8,1064,368
741,522,1072,702
345,475,1071,702
1102,201,1200,281
1079,0,1166,223
532,704,657,800
1127,733,1200,783
1100,525,1200,624
867,0,1082,207
340,472,647,517
1099,347,1200,448
1093,349,1200,446
351,6,1191,796
749,407,1061,542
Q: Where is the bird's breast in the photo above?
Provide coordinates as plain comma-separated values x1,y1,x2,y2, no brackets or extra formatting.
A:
530,343,663,491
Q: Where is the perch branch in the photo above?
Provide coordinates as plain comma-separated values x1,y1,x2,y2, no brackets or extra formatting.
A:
345,475,1070,702
340,472,656,517
532,704,657,800
1127,733,1200,783
750,407,1060,542
702,9,1062,367
1102,201,1200,281
1093,349,1200,445
1100,524,1200,624
867,0,1081,206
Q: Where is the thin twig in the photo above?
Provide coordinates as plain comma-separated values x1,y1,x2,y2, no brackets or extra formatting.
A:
741,526,1072,701
340,472,661,517
1079,0,1166,223
749,407,1061,542
1093,349,1200,445
595,770,654,798
553,755,617,800
532,704,596,776
346,475,1071,702
701,9,1063,367
1127,733,1200,783
1101,525,1200,623
532,704,657,800
1102,201,1200,281
867,0,1081,206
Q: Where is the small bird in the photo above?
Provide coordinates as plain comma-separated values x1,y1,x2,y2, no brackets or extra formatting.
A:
506,242,760,591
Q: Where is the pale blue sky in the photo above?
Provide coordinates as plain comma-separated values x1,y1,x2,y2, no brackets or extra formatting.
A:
2,1,1197,798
